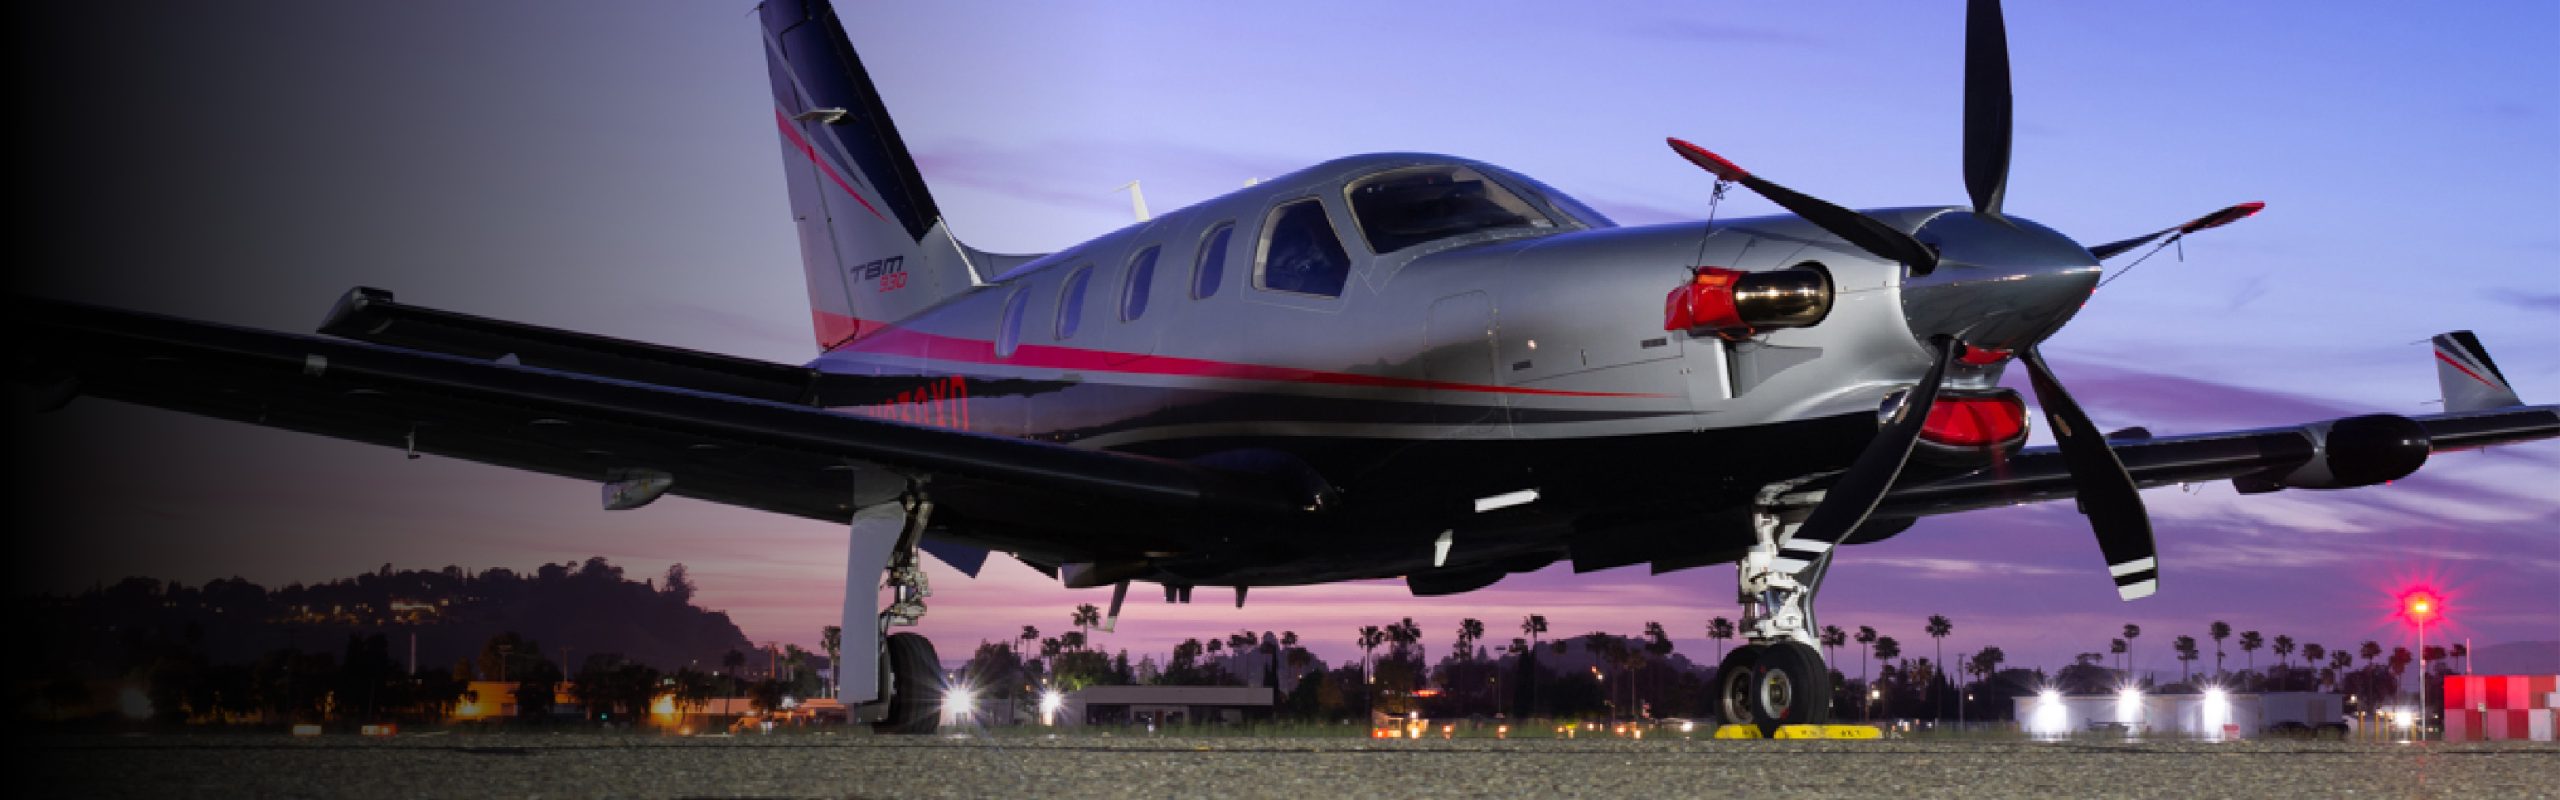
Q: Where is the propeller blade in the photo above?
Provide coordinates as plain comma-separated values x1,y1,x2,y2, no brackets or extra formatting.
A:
1775,335,1958,575
1964,0,2013,217
1668,138,1941,275
2019,347,2159,601
2088,201,2266,261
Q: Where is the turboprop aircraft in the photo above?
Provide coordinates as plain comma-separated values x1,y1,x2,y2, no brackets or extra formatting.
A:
18,0,2558,735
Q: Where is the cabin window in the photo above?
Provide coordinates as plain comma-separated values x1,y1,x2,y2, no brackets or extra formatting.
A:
1056,265,1094,339
1345,165,1553,254
1121,245,1160,321
1255,200,1352,297
1193,223,1233,299
996,289,1029,357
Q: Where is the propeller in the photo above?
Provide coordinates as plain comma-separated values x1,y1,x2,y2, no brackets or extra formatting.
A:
2019,348,2158,600
2088,201,2266,261
1963,0,2013,217
1667,138,1940,275
1770,336,1957,575
1669,0,2174,602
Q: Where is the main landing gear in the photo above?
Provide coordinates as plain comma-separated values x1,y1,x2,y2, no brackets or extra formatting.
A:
843,490,944,735
1715,483,1838,735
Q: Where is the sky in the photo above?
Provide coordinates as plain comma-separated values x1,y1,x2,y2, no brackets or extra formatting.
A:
14,1,2557,678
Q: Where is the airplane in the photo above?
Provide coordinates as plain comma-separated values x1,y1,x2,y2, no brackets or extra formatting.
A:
17,0,2557,736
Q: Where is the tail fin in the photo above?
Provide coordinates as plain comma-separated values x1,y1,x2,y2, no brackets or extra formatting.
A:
2432,330,2522,412
761,0,986,349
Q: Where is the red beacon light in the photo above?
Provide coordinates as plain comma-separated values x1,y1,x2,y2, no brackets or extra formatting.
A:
2401,590,2441,624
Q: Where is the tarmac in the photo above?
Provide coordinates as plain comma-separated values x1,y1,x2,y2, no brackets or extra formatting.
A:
22,731,2559,799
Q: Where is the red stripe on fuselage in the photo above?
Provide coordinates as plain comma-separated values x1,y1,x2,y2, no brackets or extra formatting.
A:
2436,349,2501,390
774,109,889,222
814,310,1672,400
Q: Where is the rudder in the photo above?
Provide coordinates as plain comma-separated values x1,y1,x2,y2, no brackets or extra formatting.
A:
761,0,986,349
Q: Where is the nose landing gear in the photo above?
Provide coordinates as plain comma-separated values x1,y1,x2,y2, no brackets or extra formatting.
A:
1714,483,1839,735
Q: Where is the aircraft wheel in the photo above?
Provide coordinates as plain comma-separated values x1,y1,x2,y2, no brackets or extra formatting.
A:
1749,641,1832,736
871,632,941,735
1714,644,1767,729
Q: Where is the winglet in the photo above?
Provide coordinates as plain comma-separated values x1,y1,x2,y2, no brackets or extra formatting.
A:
2433,331,2522,412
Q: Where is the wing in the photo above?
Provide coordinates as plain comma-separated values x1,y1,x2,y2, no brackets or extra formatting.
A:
17,296,1314,569
1874,406,2560,520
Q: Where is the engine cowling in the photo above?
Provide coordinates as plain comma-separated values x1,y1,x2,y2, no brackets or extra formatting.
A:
2236,414,2431,492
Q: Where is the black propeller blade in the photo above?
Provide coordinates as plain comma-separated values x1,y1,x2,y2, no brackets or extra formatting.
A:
1774,336,1958,576
1667,138,1941,275
2019,348,2160,600
1964,0,2013,217
2087,201,2267,261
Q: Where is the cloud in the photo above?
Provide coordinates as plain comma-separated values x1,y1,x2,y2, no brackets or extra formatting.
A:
2488,289,2560,314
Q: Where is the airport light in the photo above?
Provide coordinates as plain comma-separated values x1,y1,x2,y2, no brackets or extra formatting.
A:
1039,689,1066,726
2118,687,2144,735
942,684,976,722
2030,690,2067,738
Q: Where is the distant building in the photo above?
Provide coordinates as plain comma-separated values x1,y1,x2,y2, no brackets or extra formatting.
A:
2443,675,2557,741
2016,691,2338,739
1046,686,1278,728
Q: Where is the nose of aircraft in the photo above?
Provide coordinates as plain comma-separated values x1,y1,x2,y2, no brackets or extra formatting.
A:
1900,210,2102,352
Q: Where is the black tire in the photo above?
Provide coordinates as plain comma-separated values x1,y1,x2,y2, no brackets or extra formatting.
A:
872,632,941,735
1714,644,1768,729
1749,641,1832,736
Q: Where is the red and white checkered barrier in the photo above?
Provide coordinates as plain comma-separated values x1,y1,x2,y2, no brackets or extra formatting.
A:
2442,675,2557,742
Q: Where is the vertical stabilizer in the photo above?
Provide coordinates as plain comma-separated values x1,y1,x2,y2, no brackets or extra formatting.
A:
761,0,985,350
2432,331,2522,412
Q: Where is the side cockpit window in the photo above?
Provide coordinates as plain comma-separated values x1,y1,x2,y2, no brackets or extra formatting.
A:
1121,246,1159,321
1193,223,1232,299
1255,200,1352,298
1056,265,1094,339
996,289,1029,357
1346,165,1553,254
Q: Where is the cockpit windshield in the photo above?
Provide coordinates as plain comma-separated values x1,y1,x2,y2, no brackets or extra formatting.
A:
1346,165,1553,254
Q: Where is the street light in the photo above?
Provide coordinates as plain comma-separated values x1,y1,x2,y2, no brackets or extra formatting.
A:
2400,588,2443,742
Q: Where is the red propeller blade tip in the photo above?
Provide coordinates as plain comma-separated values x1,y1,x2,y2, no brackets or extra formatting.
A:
2181,201,2265,233
1667,138,1751,182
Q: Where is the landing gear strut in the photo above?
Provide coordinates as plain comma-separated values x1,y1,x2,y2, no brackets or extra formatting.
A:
1716,483,1837,735
841,489,945,734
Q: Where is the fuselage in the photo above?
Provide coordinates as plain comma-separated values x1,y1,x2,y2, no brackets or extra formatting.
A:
797,152,2102,589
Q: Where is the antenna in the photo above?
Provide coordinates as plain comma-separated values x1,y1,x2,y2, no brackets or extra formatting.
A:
1116,180,1151,222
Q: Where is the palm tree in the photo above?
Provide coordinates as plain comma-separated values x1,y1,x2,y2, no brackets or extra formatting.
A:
1871,636,1901,718
1820,625,1846,678
2122,624,2142,681
2449,642,2469,673
2359,640,2382,671
2239,630,2264,680
1390,617,1423,668
1519,615,1547,718
820,625,843,697
1706,617,1737,664
2173,635,2199,683
2272,635,2296,672
2209,621,2231,679
1071,604,1102,649
1854,625,1878,712
1357,625,1387,686
1019,626,1040,665
1456,618,1486,659
2110,638,2128,678
1925,615,1953,718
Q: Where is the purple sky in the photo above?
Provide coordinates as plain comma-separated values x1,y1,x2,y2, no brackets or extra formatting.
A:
16,1,2556,677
